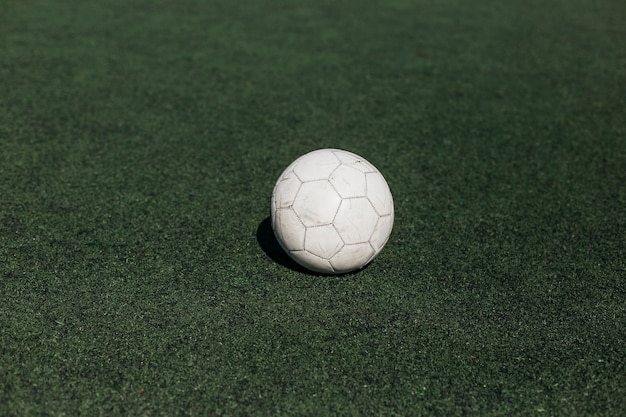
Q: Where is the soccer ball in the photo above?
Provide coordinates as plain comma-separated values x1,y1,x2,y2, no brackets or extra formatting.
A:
270,148,394,274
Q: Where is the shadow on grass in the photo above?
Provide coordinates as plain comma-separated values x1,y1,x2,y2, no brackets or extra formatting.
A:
256,216,370,277
256,216,314,275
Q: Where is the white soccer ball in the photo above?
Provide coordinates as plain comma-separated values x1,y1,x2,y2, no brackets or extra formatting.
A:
270,148,394,274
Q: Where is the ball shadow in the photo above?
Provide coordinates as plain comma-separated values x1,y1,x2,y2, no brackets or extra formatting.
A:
255,216,371,277
256,216,316,275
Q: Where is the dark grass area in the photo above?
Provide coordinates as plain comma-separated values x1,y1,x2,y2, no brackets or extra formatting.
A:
1,0,625,415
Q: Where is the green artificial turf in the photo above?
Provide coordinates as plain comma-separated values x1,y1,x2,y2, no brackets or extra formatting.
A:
1,0,625,415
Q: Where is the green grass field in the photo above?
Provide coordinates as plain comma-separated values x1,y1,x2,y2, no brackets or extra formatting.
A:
1,0,625,415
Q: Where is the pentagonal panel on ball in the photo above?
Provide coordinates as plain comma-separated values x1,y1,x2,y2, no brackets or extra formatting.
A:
292,181,341,227
273,171,301,209
305,225,344,259
291,250,334,274
370,215,394,251
366,172,393,216
329,165,367,198
293,150,341,182
334,197,379,244
334,150,377,173
330,242,375,273
273,208,305,251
